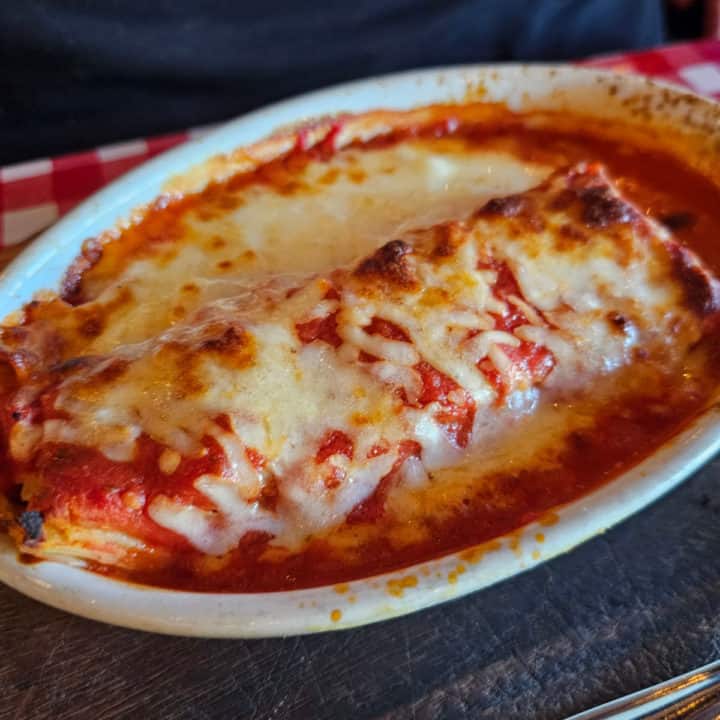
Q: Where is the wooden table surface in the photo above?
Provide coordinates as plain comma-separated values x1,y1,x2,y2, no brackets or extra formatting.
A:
2,246,720,720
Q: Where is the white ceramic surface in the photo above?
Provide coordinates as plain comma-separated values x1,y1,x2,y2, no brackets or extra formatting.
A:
1,65,720,637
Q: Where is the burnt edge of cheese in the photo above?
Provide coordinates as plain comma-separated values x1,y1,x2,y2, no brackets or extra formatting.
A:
18,511,44,544
477,193,548,233
200,325,249,353
197,325,256,369
479,194,527,217
607,311,629,333
354,239,416,286
61,238,104,305
561,165,639,230
668,244,720,320
577,185,638,229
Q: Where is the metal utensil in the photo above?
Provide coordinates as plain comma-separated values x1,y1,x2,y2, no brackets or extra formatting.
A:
567,660,720,719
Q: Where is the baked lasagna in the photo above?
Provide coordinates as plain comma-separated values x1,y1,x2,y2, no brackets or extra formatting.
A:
2,106,720,591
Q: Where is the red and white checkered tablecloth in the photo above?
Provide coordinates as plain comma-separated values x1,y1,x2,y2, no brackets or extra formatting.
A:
2,39,720,251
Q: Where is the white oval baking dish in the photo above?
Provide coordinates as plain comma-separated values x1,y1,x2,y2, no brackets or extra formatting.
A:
1,64,719,637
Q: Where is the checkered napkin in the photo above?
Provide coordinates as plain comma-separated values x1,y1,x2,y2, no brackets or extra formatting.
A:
2,40,720,250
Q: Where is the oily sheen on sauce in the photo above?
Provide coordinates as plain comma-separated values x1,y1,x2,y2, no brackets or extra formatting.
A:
4,106,720,592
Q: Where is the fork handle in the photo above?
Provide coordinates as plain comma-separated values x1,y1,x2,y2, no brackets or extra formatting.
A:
567,659,720,719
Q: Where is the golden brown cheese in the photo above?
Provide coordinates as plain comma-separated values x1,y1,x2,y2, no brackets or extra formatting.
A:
2,105,720,592
1,161,718,572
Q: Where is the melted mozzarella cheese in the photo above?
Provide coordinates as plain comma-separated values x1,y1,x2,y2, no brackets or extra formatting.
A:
79,143,549,353
5,159,713,558
148,476,283,555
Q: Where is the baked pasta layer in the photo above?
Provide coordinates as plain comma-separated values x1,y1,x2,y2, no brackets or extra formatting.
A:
2,109,720,590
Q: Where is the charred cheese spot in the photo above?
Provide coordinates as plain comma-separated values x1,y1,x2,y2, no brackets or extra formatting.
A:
606,311,628,333
61,238,104,305
479,193,546,235
668,244,720,320
79,315,104,338
198,326,255,367
578,186,637,229
566,166,639,230
354,240,416,288
479,194,527,217
549,188,577,212
556,223,588,248
69,286,135,346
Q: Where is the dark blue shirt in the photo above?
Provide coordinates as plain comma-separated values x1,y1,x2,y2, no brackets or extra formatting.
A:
0,0,665,164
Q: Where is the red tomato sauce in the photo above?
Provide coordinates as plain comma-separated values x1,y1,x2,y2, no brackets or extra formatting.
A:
6,107,720,591
474,259,556,399
100,384,708,592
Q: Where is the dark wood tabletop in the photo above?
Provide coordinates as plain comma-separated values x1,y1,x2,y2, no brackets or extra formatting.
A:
3,451,720,720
